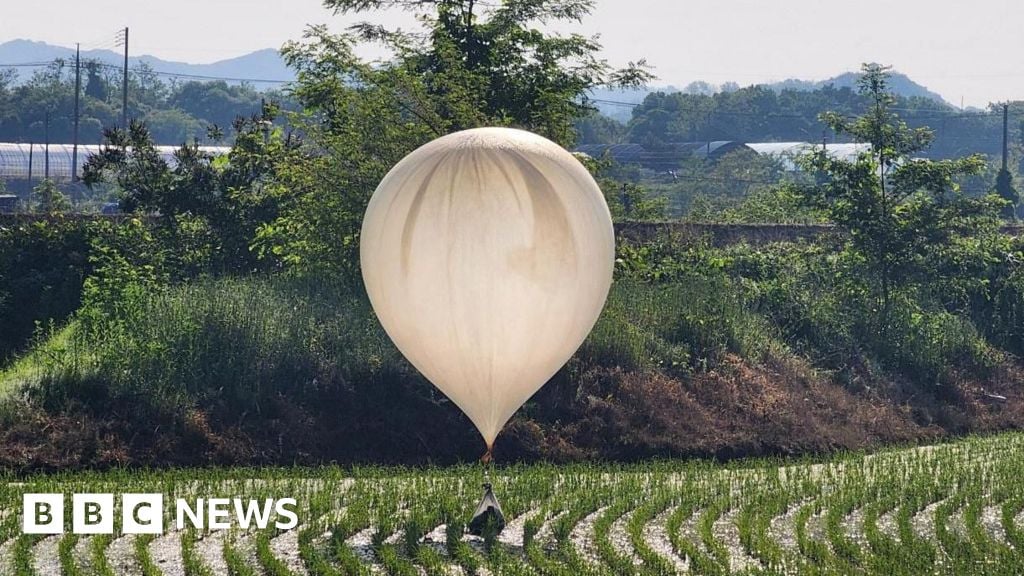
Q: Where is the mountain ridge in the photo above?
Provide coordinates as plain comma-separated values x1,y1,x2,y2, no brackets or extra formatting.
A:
0,39,292,88
2,39,953,112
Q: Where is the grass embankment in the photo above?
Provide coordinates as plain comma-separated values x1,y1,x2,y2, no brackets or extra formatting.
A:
0,241,1021,470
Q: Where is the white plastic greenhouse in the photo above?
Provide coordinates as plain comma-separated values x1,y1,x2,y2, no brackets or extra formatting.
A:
0,143,231,183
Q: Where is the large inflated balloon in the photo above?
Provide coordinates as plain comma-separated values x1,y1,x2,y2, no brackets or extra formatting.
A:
360,127,614,450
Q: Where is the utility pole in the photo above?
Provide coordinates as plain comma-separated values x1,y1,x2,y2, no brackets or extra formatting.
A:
44,111,50,181
117,27,129,128
72,43,81,182
1003,103,1010,172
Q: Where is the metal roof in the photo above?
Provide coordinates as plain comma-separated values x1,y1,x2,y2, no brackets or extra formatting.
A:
746,142,871,169
574,141,750,170
574,141,871,171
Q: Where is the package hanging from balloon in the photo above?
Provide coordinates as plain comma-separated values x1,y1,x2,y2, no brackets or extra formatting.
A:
468,482,506,536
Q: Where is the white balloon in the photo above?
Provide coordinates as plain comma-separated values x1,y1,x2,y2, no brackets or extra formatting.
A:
360,127,614,449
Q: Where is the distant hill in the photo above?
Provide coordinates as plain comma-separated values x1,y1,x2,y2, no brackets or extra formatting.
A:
3,40,951,112
769,70,949,104
0,39,294,89
591,70,951,123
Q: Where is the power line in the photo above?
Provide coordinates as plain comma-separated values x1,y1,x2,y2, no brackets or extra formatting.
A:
590,98,1024,120
90,61,291,84
0,59,291,85
0,62,57,68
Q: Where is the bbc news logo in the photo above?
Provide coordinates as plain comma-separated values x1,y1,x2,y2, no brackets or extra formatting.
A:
23,494,299,534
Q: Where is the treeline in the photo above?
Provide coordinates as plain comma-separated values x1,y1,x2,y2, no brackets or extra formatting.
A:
0,61,288,145
578,84,1024,161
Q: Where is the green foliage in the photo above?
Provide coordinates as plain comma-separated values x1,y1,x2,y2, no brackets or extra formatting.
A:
611,232,1009,389
575,154,668,221
0,217,90,363
574,111,625,145
77,217,169,331
994,167,1019,219
321,0,651,146
0,60,287,144
794,64,998,336
701,183,824,224
602,181,668,221
31,178,71,214
259,0,649,278
626,81,1022,161
584,275,775,375
83,112,295,275
602,148,808,220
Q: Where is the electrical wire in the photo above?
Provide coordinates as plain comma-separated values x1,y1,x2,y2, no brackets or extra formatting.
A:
0,59,291,84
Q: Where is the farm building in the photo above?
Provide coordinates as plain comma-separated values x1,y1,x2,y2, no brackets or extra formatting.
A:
574,141,750,170
746,142,872,170
574,141,871,171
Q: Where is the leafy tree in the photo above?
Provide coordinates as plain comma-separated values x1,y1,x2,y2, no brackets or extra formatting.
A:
168,81,264,130
259,0,651,277
796,64,995,328
31,178,71,214
574,154,666,220
708,183,823,224
624,85,1016,161
0,218,92,361
0,61,292,146
683,80,716,96
83,109,295,275
575,111,625,145
319,0,650,145
84,60,108,101
994,167,1019,219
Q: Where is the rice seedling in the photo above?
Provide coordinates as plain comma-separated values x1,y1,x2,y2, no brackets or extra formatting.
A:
4,433,1024,574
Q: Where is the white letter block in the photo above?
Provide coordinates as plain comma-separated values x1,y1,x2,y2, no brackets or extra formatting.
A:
73,493,114,534
123,494,163,534
23,494,63,534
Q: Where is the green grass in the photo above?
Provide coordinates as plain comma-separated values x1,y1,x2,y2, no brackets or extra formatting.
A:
4,273,778,406
0,323,81,397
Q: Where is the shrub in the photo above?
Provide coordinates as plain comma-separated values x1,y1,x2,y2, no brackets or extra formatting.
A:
0,217,91,363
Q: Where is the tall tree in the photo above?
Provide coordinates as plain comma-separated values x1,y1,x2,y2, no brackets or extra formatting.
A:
311,0,650,146
994,168,1019,219
797,64,996,329
259,0,651,277
84,60,108,101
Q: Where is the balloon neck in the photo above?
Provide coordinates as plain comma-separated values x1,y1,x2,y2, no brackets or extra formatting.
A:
481,446,493,465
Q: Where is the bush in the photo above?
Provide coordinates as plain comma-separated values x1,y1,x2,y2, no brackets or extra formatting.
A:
0,217,91,363
33,275,400,416
583,278,776,376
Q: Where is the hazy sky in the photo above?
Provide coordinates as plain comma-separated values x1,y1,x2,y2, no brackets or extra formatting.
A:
2,0,1022,107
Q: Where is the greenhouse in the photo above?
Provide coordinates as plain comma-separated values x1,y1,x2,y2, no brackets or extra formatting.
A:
573,140,870,171
746,141,872,170
0,143,231,183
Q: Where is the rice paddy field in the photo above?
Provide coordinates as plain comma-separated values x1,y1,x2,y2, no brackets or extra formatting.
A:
4,432,1024,575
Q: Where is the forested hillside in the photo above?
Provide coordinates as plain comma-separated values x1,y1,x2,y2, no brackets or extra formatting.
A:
580,85,1024,161
0,62,288,145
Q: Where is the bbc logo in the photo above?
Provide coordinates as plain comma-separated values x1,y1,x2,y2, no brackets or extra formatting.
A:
23,493,163,534
22,493,298,534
